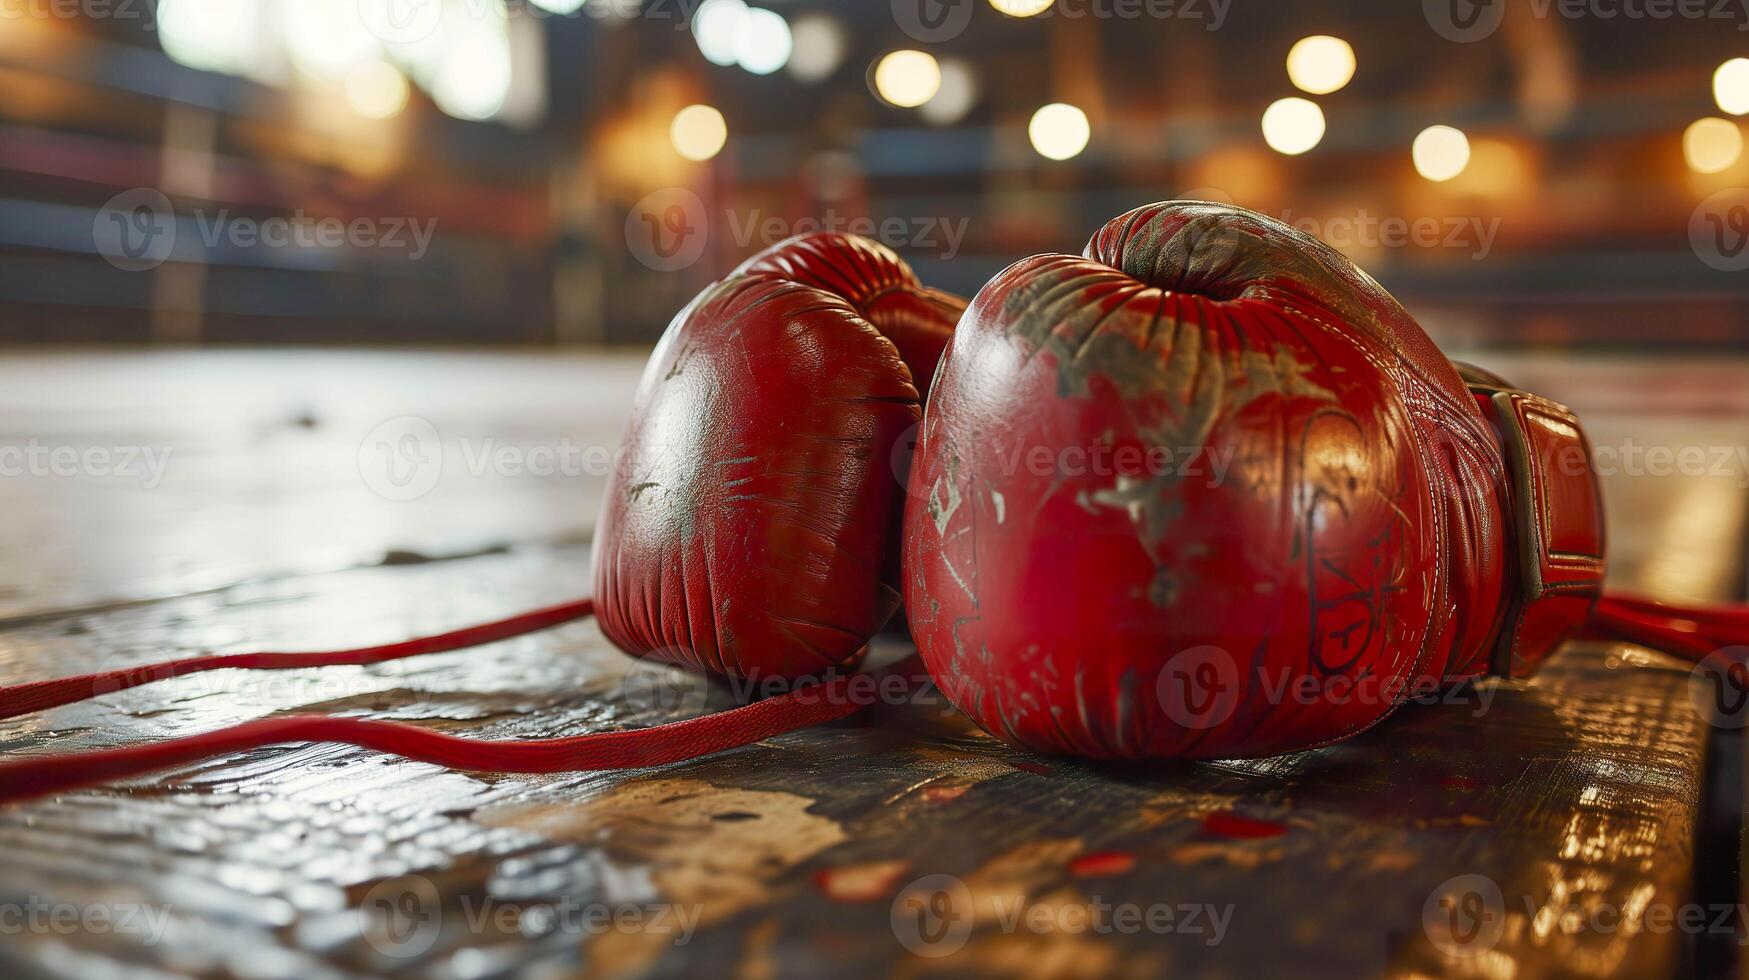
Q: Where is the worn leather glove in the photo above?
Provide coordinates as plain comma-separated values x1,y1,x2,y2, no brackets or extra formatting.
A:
594,232,965,680
902,201,1605,758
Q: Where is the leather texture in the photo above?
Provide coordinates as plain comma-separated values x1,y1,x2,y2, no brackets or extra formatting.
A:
594,233,965,680
734,234,961,396
902,201,1603,759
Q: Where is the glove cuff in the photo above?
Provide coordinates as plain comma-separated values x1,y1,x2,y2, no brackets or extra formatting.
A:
1460,367,1607,677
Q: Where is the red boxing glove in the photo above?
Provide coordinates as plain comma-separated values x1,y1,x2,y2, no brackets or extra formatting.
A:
902,201,1606,759
593,232,965,680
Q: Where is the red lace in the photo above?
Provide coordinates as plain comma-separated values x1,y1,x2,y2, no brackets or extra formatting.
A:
0,592,1736,803
1581,595,1749,664
0,659,916,802
0,599,596,721
0,599,918,804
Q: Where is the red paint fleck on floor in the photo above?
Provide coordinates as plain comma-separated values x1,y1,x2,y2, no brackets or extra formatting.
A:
812,860,912,902
1201,810,1288,840
1068,851,1136,877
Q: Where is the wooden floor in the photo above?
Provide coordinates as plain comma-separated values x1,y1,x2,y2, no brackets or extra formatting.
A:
0,350,1745,979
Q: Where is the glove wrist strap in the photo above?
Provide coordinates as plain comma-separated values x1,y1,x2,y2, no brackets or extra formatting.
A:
1463,377,1607,677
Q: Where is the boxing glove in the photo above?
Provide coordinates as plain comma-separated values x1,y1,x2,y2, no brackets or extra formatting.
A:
902,201,1606,759
594,232,965,681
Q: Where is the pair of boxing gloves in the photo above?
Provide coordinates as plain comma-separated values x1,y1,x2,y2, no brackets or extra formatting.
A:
594,201,1614,760
0,200,1706,801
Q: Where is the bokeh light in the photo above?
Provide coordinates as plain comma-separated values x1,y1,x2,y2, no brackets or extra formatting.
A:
156,0,260,76
1286,36,1355,95
283,0,381,81
1261,97,1325,155
692,0,746,67
1684,117,1743,173
1715,58,1749,116
733,8,792,76
990,0,1054,15
345,60,411,119
874,50,942,108
671,104,728,161
431,27,513,121
1028,103,1091,160
787,15,845,82
1412,125,1471,181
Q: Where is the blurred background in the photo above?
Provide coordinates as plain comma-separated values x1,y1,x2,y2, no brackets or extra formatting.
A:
1,0,1746,348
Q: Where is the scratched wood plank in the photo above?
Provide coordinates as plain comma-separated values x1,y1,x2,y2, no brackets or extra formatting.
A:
0,351,1743,980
